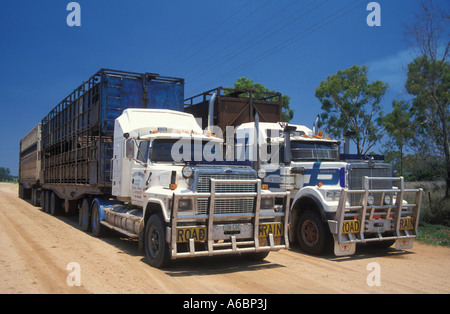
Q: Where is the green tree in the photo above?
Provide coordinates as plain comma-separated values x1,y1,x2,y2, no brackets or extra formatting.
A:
380,100,414,176
315,65,388,155
404,0,450,197
406,56,449,191
228,77,294,122
0,167,13,182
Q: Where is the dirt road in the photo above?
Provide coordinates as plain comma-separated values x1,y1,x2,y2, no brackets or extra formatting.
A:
1,183,449,294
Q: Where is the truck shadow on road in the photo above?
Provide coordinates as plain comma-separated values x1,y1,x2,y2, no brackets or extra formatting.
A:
161,255,285,277
288,243,415,262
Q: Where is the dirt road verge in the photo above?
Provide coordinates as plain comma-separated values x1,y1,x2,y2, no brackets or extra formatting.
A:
1,183,448,294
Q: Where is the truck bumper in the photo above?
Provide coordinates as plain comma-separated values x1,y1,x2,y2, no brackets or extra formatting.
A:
168,179,290,259
327,177,423,256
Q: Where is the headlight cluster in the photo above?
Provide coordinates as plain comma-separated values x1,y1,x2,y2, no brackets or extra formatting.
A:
257,168,266,179
178,199,192,212
367,194,392,205
260,197,274,209
326,190,341,198
182,166,193,178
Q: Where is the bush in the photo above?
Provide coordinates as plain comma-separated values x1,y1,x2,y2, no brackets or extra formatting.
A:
412,182,450,227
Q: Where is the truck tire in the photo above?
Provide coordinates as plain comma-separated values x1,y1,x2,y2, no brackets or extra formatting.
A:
145,214,170,268
23,188,31,200
296,209,332,255
31,188,36,206
40,190,45,211
50,192,62,216
43,191,51,213
31,188,40,207
79,199,91,232
19,184,24,199
91,201,107,237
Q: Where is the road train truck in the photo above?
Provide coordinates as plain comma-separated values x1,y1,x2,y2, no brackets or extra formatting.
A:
18,69,290,268
234,121,423,256
184,87,424,256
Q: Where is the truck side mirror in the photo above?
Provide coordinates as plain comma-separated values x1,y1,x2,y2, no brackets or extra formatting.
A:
283,125,296,165
126,139,135,160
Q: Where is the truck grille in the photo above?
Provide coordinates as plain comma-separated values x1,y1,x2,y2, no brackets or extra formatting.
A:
197,173,256,193
197,198,254,215
348,165,392,206
196,173,256,215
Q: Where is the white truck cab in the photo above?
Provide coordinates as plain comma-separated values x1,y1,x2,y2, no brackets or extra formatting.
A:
86,109,290,267
236,121,423,256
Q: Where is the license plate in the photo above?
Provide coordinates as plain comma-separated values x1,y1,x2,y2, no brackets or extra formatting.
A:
258,223,283,237
224,224,241,233
176,227,207,243
400,218,416,230
342,220,361,234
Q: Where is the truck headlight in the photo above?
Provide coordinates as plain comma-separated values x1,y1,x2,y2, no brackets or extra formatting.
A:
258,168,266,179
384,195,391,205
367,195,375,205
260,197,274,209
182,166,193,178
178,199,192,212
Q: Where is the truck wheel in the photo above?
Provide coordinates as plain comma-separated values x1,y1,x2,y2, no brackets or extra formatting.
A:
40,190,45,211
31,188,40,207
145,214,170,268
296,210,332,255
79,199,91,232
19,184,24,199
50,192,61,216
91,201,106,237
31,188,36,206
44,191,51,213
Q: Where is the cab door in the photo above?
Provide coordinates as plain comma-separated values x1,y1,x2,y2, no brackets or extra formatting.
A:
130,141,150,206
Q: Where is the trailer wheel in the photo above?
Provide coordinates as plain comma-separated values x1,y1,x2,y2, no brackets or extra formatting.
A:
40,190,45,211
31,188,36,206
79,199,91,232
145,214,170,268
43,191,51,213
31,188,40,207
296,209,332,255
91,201,107,237
19,184,24,199
50,192,62,216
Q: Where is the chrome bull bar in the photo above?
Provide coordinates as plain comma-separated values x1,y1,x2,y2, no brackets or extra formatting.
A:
328,177,423,256
169,178,290,259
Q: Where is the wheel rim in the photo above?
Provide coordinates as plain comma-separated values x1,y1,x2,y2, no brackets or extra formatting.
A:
148,225,161,257
301,219,319,247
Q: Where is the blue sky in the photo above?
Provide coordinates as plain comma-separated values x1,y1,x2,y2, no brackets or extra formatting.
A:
1,0,448,175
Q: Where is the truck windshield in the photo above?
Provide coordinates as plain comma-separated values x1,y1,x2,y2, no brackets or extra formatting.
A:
149,139,222,163
291,141,339,161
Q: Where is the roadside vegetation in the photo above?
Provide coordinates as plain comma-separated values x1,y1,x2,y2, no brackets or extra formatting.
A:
418,223,450,247
315,1,449,248
410,181,450,247
0,167,16,182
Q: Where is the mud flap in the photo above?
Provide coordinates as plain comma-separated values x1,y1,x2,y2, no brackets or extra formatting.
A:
334,240,356,256
395,238,414,250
